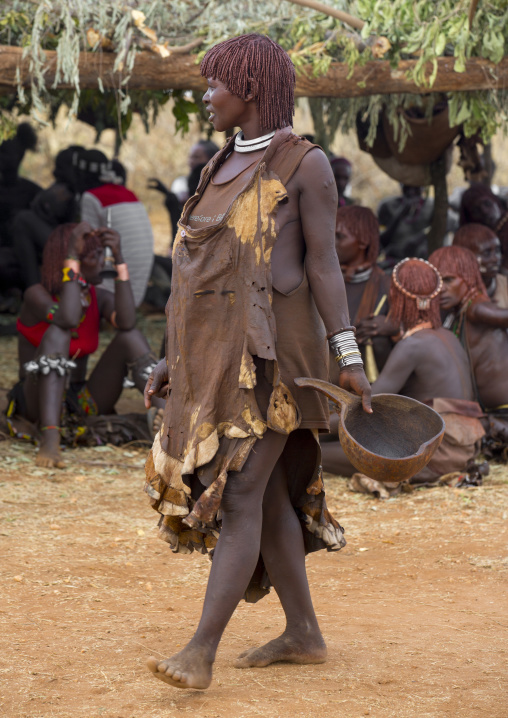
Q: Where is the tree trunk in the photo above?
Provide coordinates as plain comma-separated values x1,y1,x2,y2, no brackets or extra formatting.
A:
427,155,449,255
1,46,508,97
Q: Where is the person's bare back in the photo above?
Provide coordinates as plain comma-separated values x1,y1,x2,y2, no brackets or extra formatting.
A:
372,327,474,403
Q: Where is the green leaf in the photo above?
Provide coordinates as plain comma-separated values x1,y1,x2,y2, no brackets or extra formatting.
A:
435,33,447,57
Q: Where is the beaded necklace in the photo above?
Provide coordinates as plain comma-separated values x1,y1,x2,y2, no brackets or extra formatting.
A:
402,321,433,340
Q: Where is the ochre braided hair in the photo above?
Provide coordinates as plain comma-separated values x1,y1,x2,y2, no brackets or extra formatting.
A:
389,258,442,331
336,205,380,266
200,34,295,131
429,246,488,300
41,223,102,295
459,184,504,226
453,223,497,253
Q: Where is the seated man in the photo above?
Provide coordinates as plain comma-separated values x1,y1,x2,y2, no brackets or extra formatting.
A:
8,222,164,468
322,258,484,483
429,245,508,458
11,183,76,289
0,123,40,246
79,151,154,307
378,184,434,262
452,224,507,308
330,205,394,385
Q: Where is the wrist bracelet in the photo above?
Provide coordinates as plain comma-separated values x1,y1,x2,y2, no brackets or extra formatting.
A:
46,302,59,322
62,266,88,289
326,325,356,340
329,330,364,370
115,263,129,282
64,258,80,273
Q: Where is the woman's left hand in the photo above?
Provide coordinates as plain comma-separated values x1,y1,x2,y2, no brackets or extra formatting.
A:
339,366,372,413
98,228,123,264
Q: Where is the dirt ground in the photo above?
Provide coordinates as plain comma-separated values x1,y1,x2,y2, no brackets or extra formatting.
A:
0,324,507,718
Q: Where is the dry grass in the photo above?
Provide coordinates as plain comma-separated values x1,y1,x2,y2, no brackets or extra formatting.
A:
0,436,507,718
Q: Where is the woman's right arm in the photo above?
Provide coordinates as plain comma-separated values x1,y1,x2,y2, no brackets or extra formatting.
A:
468,300,508,329
21,282,81,329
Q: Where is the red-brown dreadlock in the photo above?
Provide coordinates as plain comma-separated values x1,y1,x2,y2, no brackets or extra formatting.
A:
41,223,102,295
429,246,488,300
389,258,442,331
200,34,295,131
459,184,504,226
453,223,497,253
336,205,379,266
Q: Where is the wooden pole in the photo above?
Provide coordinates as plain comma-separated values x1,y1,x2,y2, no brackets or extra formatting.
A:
1,46,508,97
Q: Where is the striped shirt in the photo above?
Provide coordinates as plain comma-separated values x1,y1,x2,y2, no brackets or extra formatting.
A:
80,184,154,307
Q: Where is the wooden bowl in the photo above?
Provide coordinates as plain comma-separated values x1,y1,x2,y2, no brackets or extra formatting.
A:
295,378,445,483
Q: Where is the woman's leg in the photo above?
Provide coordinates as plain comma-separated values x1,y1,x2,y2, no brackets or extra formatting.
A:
148,428,288,689
23,324,71,468
86,328,164,413
235,461,327,668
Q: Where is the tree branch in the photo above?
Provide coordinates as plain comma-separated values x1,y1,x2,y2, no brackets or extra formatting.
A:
468,0,480,29
169,38,204,55
283,0,365,31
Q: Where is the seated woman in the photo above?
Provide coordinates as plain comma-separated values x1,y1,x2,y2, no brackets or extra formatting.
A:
10,221,163,468
429,245,508,457
452,223,507,307
459,185,508,272
322,258,484,482
331,205,395,385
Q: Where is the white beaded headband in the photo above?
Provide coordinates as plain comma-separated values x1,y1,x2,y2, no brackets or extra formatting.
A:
392,257,443,310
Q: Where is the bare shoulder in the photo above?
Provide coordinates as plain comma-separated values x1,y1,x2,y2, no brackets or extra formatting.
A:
407,327,463,358
401,329,438,353
293,146,334,191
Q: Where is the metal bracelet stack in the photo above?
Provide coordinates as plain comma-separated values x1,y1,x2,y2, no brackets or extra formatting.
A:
328,329,363,370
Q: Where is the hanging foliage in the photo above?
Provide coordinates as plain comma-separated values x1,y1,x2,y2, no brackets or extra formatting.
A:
0,0,507,147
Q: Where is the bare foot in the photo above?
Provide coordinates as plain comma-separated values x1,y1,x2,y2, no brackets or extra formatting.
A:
36,430,65,469
234,630,327,668
147,644,213,690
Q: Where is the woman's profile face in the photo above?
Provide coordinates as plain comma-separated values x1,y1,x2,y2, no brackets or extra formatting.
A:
335,221,361,265
475,236,502,281
203,78,253,133
439,274,468,310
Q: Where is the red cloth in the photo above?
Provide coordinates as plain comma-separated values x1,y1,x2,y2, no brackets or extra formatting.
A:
88,184,139,207
17,286,100,358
